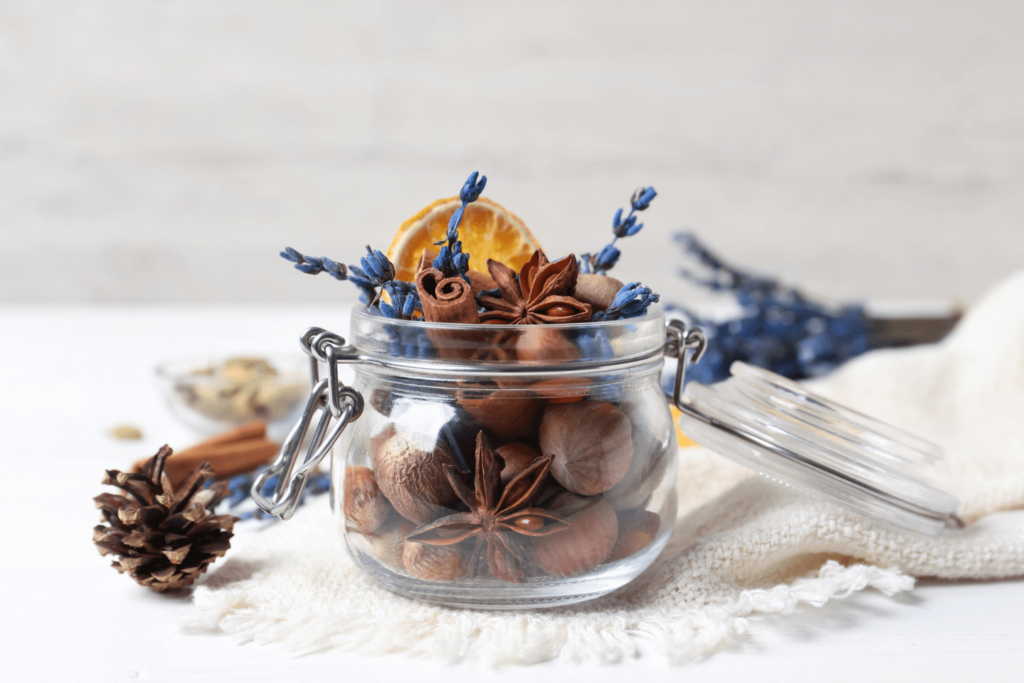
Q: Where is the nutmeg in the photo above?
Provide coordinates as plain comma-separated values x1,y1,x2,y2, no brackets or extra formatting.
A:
539,401,633,495
370,513,415,569
459,389,542,442
574,274,625,312
371,431,461,524
403,541,467,581
495,442,542,485
516,326,579,363
607,510,661,562
532,492,618,577
343,466,391,535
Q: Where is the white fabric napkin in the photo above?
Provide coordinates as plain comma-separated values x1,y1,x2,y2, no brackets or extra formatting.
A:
187,272,1024,664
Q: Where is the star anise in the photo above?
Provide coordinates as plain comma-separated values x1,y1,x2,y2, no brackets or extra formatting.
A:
478,250,593,325
405,431,569,582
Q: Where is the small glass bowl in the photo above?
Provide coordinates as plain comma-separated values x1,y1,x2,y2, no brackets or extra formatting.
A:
156,355,308,436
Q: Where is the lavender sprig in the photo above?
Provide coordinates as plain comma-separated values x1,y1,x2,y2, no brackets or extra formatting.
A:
357,245,397,306
591,282,661,321
581,185,657,275
280,247,348,280
282,244,414,308
433,171,487,279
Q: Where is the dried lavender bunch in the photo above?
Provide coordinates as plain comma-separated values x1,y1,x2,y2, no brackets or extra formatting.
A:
433,171,487,279
591,282,661,321
668,232,870,385
281,245,419,311
581,185,657,275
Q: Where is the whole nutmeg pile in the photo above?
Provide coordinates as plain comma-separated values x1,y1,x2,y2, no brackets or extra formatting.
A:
343,386,672,584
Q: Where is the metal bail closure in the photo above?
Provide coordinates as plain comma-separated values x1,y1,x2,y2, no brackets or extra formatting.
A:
672,351,964,536
251,327,364,520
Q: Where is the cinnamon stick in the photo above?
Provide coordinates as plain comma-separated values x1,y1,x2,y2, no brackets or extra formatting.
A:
159,439,279,487
132,420,278,487
416,268,480,324
195,420,266,448
416,248,438,275
466,270,498,296
417,247,498,297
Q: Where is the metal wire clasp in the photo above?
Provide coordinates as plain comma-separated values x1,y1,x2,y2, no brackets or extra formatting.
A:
664,320,708,411
251,327,364,520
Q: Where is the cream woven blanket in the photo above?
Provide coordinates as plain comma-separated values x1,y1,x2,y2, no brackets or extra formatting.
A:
188,272,1024,664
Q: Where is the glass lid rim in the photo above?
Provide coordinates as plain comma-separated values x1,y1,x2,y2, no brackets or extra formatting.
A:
678,361,964,534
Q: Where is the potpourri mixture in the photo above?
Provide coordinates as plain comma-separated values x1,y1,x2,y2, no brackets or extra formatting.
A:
278,173,673,585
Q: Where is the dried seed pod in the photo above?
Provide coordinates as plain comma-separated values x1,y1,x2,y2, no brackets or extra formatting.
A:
343,467,391,535
459,389,542,442
573,274,625,312
372,431,461,524
370,513,415,569
495,442,543,484
539,401,633,495
604,398,674,510
403,542,467,581
533,492,618,577
607,510,662,562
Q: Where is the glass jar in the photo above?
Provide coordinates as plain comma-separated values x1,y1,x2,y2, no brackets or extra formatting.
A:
250,304,696,609
334,306,681,608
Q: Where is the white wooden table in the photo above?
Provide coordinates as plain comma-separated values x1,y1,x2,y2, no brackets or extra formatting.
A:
3,306,1022,682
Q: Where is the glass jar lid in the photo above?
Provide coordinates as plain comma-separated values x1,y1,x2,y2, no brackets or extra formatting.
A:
675,361,963,536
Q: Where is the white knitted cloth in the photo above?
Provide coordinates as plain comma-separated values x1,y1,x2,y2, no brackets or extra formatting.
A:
188,273,1024,664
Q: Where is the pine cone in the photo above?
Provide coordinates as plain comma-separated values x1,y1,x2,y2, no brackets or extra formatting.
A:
93,445,237,592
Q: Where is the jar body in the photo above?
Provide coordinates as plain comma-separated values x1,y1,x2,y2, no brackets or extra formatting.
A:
331,320,677,608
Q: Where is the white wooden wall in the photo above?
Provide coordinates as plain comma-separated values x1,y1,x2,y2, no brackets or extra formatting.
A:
2,1,1021,304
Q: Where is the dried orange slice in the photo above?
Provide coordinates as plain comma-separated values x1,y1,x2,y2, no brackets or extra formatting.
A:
386,197,543,284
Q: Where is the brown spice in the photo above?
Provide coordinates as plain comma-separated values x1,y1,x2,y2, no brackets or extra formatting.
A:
417,247,497,297
607,509,661,562
515,326,580,363
131,421,277,488
574,273,625,312
371,431,462,524
478,250,593,325
110,425,143,440
529,377,592,403
370,512,415,569
532,492,618,577
403,542,467,581
416,267,480,324
495,442,543,484
538,401,634,495
458,389,543,442
343,466,391,535
405,432,568,583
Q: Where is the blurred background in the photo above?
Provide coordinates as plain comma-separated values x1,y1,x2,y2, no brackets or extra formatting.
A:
2,0,1022,307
